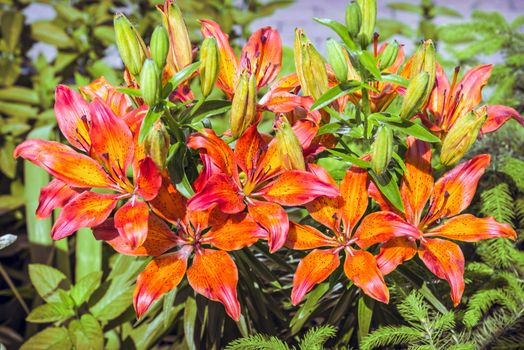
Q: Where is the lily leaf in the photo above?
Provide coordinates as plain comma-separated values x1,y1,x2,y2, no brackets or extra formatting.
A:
313,18,358,51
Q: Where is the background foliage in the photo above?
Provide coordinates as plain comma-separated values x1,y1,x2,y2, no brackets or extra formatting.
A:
1,0,523,349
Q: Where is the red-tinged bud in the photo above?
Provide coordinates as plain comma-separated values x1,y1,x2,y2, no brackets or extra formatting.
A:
230,71,257,138
157,0,192,71
275,117,305,171
379,41,399,70
440,106,487,166
114,13,147,76
294,29,328,100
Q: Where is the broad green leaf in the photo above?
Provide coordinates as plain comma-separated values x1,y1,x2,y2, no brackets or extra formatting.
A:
184,297,197,350
89,283,134,321
163,288,177,328
313,18,358,51
380,73,409,87
290,283,330,335
318,123,341,135
68,314,104,350
70,271,103,307
138,107,163,143
0,234,16,250
357,295,375,341
31,21,73,48
21,327,72,350
358,51,381,80
368,170,404,212
28,264,67,301
26,302,75,323
327,149,371,168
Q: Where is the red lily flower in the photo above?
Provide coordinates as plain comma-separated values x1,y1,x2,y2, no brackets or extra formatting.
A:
186,125,339,252
426,63,523,135
95,178,265,321
200,19,282,97
370,137,517,305
14,85,160,249
287,164,421,304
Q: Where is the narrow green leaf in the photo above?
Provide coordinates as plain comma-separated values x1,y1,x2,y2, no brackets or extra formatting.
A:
70,271,102,307
167,61,200,92
290,283,330,335
313,18,358,51
138,107,163,143
75,229,102,281
380,73,409,87
26,302,75,323
115,87,141,97
368,170,404,212
357,295,375,341
187,100,231,124
327,149,371,168
383,120,440,143
184,297,198,350
163,288,177,328
358,51,382,80
21,327,72,350
311,81,362,111
28,264,67,301
318,123,341,135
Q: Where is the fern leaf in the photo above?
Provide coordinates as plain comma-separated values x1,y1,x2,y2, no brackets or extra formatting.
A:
463,289,507,328
225,334,290,350
298,325,337,350
479,183,514,224
360,326,423,350
397,292,429,326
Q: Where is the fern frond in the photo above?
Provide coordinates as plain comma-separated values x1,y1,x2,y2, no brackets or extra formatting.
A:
298,325,337,350
360,326,423,350
463,289,507,328
431,311,455,336
479,183,514,224
397,291,429,326
225,334,290,350
500,158,524,191
470,307,524,349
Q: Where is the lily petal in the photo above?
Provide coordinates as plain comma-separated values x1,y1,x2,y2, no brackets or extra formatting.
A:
258,170,339,206
400,137,433,226
134,249,190,318
418,238,465,306
247,199,289,252
186,249,241,321
187,206,228,232
291,248,340,305
428,63,450,123
241,27,282,88
200,19,239,95
354,211,422,249
150,176,187,224
114,200,149,250
423,154,490,226
340,166,369,234
203,213,266,251
136,157,162,201
188,128,238,178
482,105,524,134
89,98,134,179
36,179,80,219
14,139,114,189
376,237,418,275
187,174,245,214
234,124,266,176
95,214,179,256
52,191,118,240
344,250,389,303
285,222,336,250
54,85,91,151
425,214,517,242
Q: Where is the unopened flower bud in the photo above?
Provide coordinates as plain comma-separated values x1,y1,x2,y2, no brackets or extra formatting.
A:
276,117,305,171
440,107,487,166
410,40,436,102
326,38,348,82
114,13,147,76
399,72,429,120
150,26,169,70
345,1,362,38
294,29,328,100
230,71,257,138
158,0,192,71
200,37,219,98
379,41,399,70
371,126,393,175
140,59,161,106
356,0,376,48
144,120,170,169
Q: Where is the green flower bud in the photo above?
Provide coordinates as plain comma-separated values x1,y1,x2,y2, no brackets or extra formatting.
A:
356,0,376,47
326,38,348,82
276,117,305,171
294,29,328,100
379,41,399,70
371,126,393,175
200,37,219,98
440,107,487,166
410,40,436,103
150,26,169,70
399,72,429,120
158,1,192,71
345,1,362,38
140,59,161,106
114,13,147,76
144,120,170,170
230,71,257,138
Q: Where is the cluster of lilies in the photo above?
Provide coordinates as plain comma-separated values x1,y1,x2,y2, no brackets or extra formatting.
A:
14,1,521,322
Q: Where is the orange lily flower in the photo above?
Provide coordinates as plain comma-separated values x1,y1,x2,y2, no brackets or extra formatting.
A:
370,137,517,305
79,76,133,117
95,178,266,321
14,85,160,249
186,125,339,252
200,19,282,97
287,164,421,305
425,63,523,135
